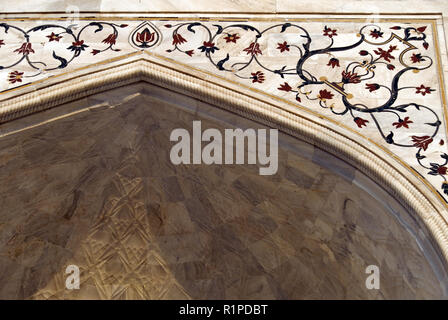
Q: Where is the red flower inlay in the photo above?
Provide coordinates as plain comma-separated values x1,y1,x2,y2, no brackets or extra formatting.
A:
102,33,117,45
354,117,369,128
415,84,434,96
67,40,88,53
365,83,380,92
327,58,340,68
8,71,24,84
278,82,292,92
370,29,384,39
172,33,187,46
251,71,265,83
411,135,433,151
202,41,214,48
224,34,240,43
411,53,425,64
198,41,219,53
374,45,397,62
323,26,337,38
393,116,413,129
0,39,4,47
244,42,262,56
342,71,361,84
318,89,334,100
277,41,290,53
91,49,100,55
46,32,62,42
72,40,85,47
185,50,194,57
137,28,155,44
14,42,34,55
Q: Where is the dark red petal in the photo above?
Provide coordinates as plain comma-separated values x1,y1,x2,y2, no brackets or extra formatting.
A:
417,26,427,32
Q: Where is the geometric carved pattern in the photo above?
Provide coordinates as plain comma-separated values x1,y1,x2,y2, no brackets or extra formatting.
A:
32,169,189,300
32,171,190,299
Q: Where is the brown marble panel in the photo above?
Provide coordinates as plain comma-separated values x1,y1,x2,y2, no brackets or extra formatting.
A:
0,83,445,299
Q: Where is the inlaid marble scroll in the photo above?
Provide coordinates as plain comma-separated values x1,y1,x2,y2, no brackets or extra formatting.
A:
0,17,447,203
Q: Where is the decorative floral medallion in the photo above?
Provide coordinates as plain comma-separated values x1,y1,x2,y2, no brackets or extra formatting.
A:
129,21,162,50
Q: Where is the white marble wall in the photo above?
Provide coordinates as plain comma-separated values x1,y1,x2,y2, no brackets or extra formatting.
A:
0,13,447,205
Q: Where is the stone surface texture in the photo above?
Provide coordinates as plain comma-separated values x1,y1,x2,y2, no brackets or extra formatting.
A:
0,83,445,299
0,0,448,300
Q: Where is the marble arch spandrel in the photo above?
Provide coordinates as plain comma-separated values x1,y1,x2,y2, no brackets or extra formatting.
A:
0,15,447,208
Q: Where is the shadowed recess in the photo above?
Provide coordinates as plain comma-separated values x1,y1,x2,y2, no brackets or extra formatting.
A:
0,83,446,299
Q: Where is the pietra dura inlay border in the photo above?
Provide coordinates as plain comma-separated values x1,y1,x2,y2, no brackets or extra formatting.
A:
0,16,447,206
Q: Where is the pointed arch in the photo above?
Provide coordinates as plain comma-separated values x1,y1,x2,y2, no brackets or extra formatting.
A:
1,52,448,265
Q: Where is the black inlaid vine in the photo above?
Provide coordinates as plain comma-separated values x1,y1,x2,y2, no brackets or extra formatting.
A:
164,21,447,197
0,21,127,79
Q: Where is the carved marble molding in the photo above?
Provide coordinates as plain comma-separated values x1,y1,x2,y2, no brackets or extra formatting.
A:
0,14,447,260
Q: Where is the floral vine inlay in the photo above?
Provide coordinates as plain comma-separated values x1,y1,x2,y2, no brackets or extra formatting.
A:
0,19,446,200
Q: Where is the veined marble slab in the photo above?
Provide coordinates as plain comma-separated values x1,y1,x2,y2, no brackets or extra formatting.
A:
0,83,445,299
